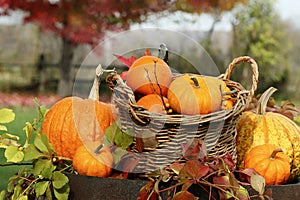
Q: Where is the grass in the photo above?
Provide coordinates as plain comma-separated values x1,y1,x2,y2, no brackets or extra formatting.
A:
0,106,39,191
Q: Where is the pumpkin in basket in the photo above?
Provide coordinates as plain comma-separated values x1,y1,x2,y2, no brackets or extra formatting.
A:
126,55,172,96
136,94,170,114
236,87,300,180
41,97,116,159
244,144,290,185
73,142,113,177
167,74,230,115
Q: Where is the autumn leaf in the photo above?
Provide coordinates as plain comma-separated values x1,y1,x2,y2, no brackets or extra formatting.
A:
179,160,209,180
114,54,137,68
172,191,197,200
250,174,265,195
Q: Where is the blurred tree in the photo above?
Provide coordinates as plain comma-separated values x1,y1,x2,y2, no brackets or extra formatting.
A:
230,0,290,93
174,0,247,40
0,0,246,96
0,0,171,96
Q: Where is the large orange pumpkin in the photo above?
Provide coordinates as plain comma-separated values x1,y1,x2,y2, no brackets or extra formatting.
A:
126,56,172,96
236,87,300,180
41,97,116,159
72,142,113,178
167,74,228,115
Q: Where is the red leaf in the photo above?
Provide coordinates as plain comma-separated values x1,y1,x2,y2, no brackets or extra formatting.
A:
137,181,157,200
143,48,151,56
114,54,137,68
181,139,207,160
120,71,128,80
180,160,209,180
172,191,197,200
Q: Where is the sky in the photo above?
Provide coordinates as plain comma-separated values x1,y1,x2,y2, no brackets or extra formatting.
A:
131,0,300,31
0,0,299,30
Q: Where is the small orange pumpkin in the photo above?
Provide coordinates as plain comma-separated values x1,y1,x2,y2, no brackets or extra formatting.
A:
222,87,234,110
72,142,113,178
167,74,228,115
136,94,170,114
126,56,172,96
244,144,291,185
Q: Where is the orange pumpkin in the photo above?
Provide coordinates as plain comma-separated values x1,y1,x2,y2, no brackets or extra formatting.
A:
41,97,116,159
244,144,291,185
136,94,170,114
222,87,234,110
167,74,228,115
72,142,113,178
126,56,172,96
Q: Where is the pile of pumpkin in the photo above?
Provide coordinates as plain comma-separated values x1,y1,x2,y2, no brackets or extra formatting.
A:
41,54,300,186
124,55,234,115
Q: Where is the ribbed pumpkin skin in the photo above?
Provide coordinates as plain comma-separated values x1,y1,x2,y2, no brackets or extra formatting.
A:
244,144,291,185
236,111,300,179
72,142,113,178
41,97,115,159
167,74,227,115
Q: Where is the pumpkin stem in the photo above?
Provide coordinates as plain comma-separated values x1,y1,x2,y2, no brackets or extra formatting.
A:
256,87,277,115
94,144,104,155
190,77,200,88
270,148,284,160
89,64,116,101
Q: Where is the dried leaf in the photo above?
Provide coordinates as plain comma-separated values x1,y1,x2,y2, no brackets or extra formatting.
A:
182,138,207,159
114,54,137,68
172,191,197,200
250,174,265,195
169,162,184,175
180,160,209,180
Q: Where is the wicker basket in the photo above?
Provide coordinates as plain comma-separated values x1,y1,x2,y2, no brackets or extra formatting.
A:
106,56,259,173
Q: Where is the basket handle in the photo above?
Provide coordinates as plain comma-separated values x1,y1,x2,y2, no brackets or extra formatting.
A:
222,56,259,97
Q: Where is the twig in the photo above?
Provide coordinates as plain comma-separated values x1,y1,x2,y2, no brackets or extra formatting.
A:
144,60,169,113
0,162,33,166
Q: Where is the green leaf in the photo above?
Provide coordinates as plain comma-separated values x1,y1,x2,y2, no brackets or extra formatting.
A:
35,181,50,197
52,171,69,189
45,186,53,200
250,174,265,195
34,133,49,154
34,98,49,119
23,144,45,161
0,125,7,131
53,183,70,200
0,108,15,124
0,133,20,141
33,159,55,178
112,147,128,164
11,185,22,200
0,190,6,200
16,196,28,200
235,185,249,200
5,146,24,163
105,122,133,149
23,122,33,147
0,133,20,148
